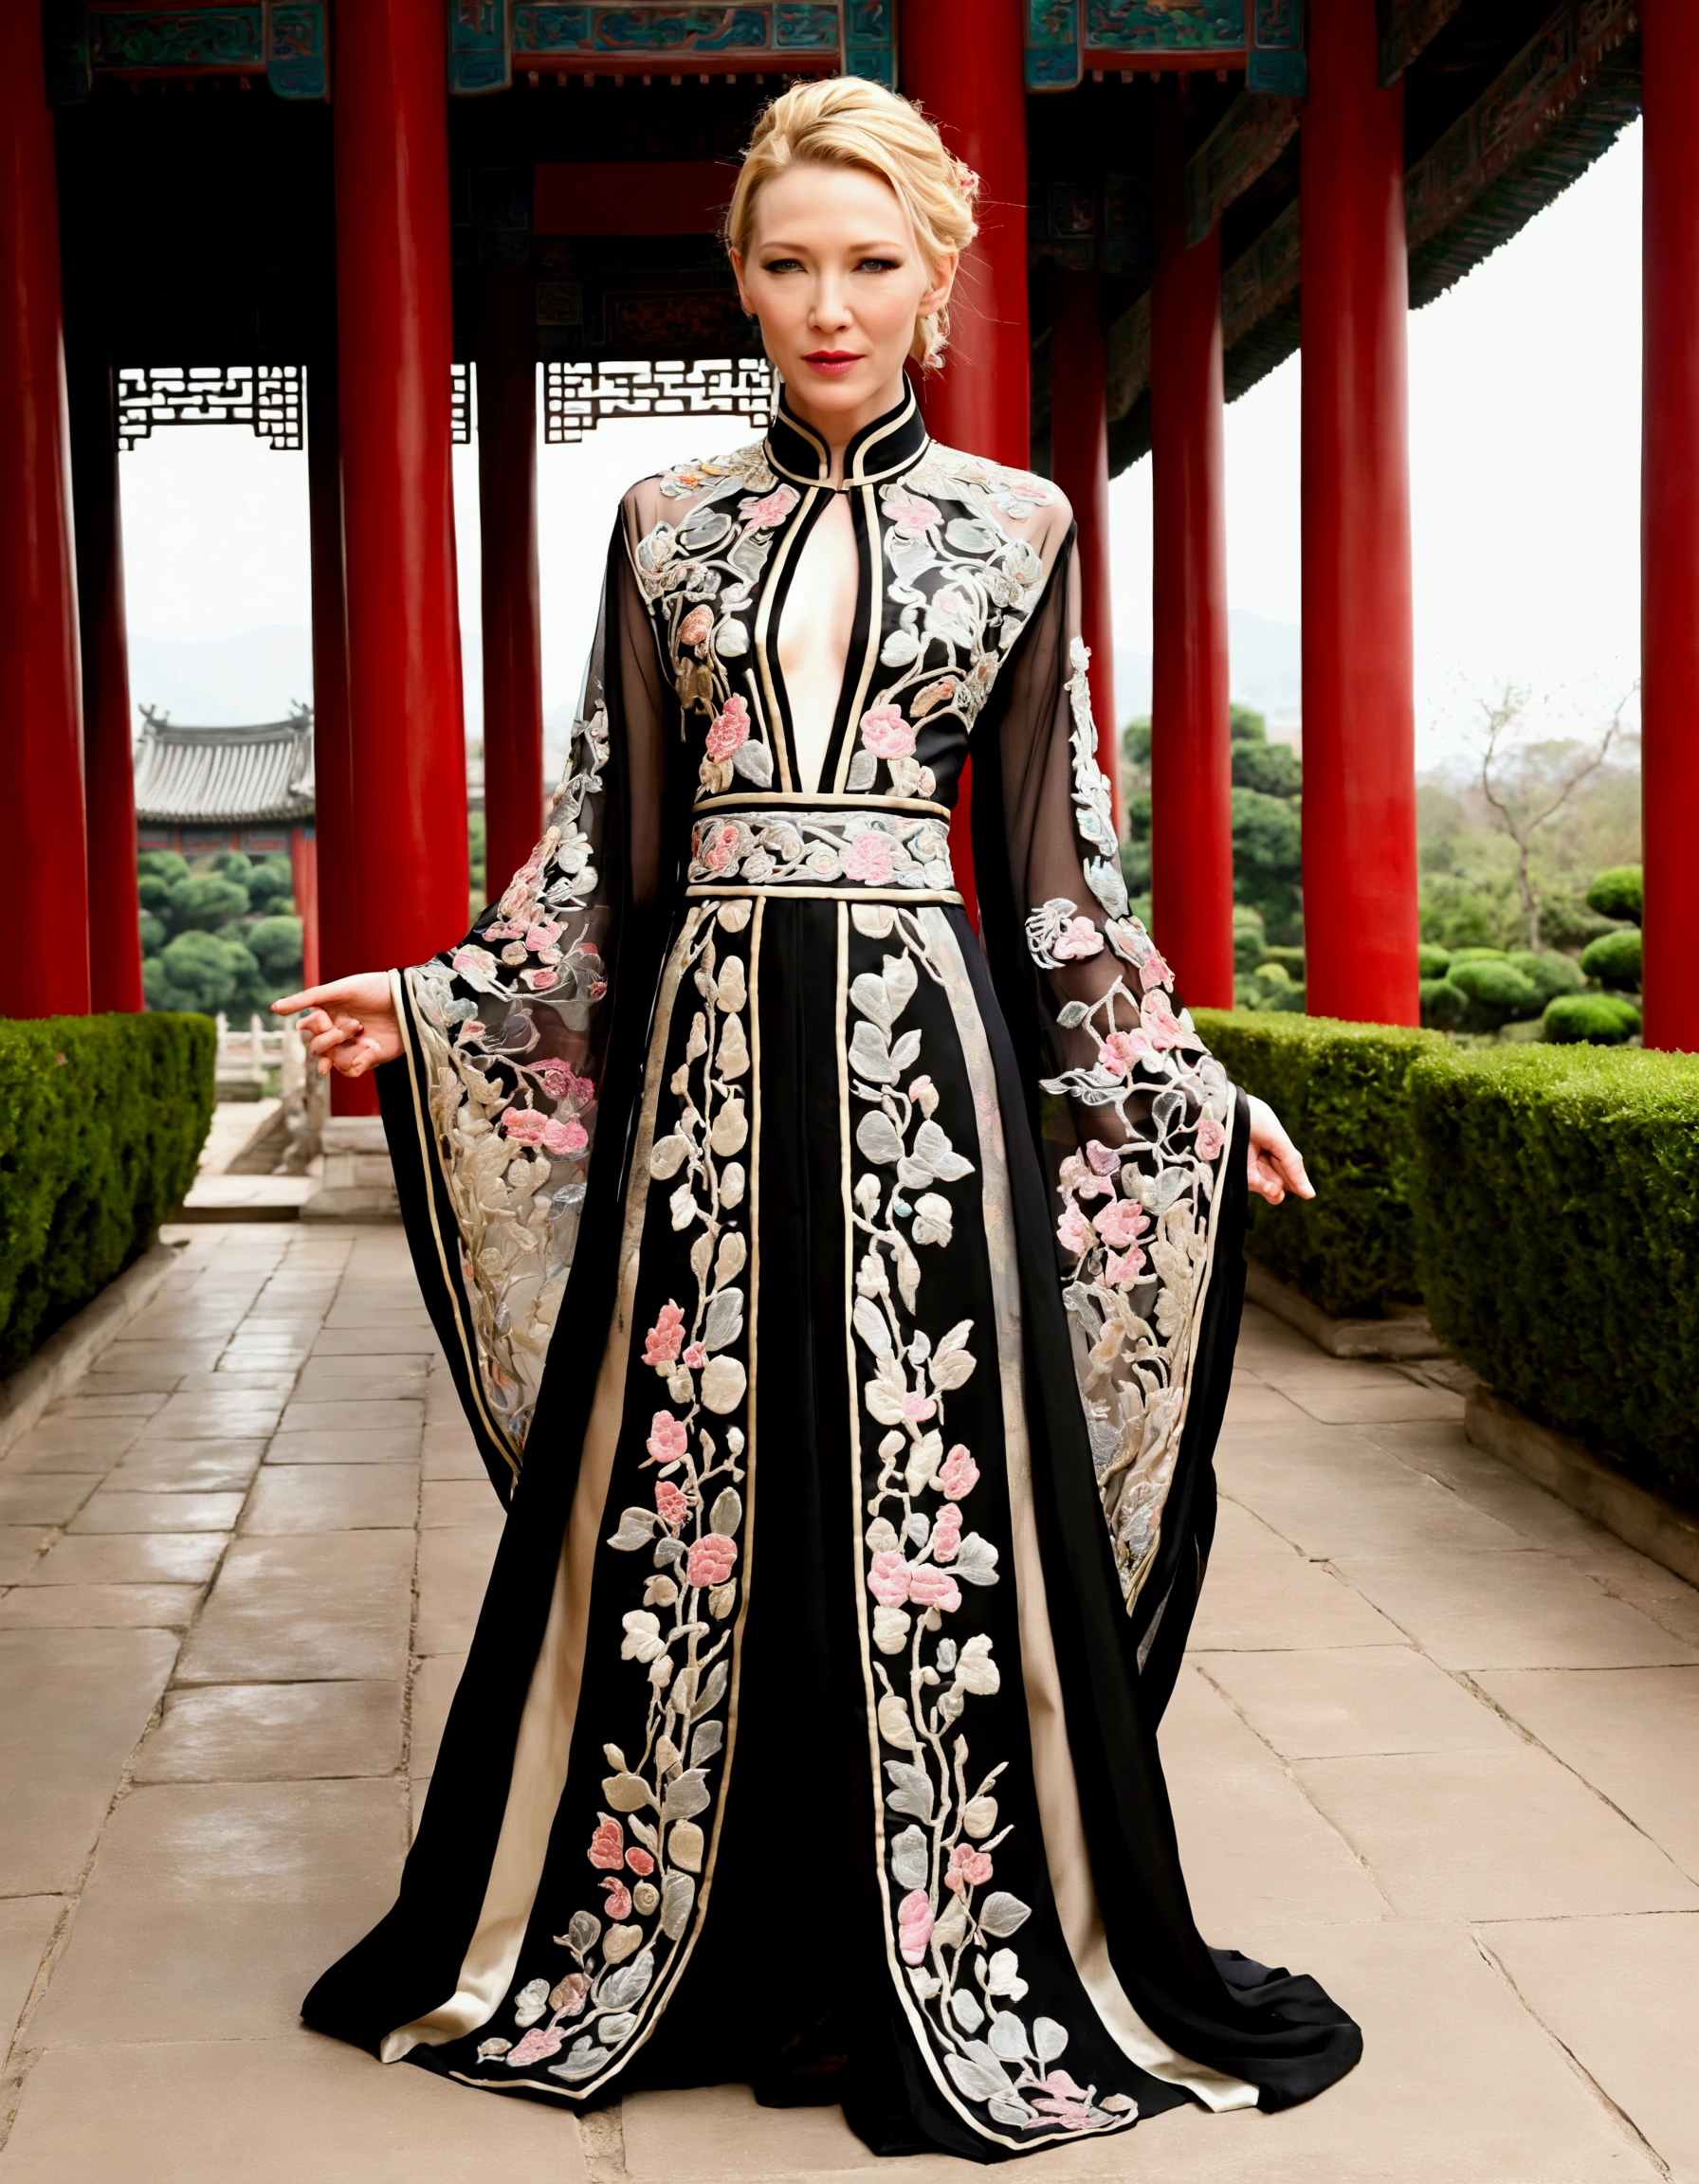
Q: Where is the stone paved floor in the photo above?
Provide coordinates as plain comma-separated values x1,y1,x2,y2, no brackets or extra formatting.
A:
1,1222,1696,2182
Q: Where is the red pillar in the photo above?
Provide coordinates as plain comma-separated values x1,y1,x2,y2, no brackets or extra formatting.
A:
1640,0,1699,1053
0,10,90,1018
477,264,545,903
334,2,467,992
67,337,144,1012
1299,0,1420,1027
305,361,373,1113
900,0,1030,923
1050,268,1122,836
1148,88,1233,1010
289,827,320,992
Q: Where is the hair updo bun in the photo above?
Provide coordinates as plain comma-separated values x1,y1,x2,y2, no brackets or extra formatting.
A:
725,77,979,371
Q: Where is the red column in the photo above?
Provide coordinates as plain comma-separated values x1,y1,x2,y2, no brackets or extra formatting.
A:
900,0,1030,923
334,2,467,992
1148,88,1233,1010
67,337,144,1012
477,264,545,902
1640,0,1699,1053
289,825,320,991
1299,0,1420,1027
306,361,374,1113
1050,268,1122,836
0,10,90,1018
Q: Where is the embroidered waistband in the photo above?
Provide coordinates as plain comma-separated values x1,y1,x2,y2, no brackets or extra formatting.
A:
686,805,961,901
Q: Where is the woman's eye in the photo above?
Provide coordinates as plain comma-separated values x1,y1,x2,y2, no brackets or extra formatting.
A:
857,258,898,274
760,258,802,275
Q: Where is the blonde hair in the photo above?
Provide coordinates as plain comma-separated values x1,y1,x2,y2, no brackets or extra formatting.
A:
725,77,979,371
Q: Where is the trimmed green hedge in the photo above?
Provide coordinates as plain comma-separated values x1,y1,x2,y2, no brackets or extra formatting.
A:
1192,1010,1443,1318
0,1013,214,1377
1408,1046,1699,1507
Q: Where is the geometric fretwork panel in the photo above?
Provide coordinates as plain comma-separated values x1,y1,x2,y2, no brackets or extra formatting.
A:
543,356,774,446
116,364,304,451
452,363,474,446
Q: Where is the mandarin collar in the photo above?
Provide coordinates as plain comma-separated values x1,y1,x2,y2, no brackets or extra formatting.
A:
763,379,929,489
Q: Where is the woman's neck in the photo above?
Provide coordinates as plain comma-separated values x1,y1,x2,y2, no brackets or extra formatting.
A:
781,373,908,484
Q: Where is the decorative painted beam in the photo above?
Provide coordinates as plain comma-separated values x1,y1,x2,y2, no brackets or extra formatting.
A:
1185,88,1299,245
506,1,844,79
448,0,511,94
47,1,326,100
1376,0,1466,88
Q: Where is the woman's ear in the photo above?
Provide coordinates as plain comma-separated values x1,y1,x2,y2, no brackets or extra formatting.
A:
728,246,752,316
919,247,959,318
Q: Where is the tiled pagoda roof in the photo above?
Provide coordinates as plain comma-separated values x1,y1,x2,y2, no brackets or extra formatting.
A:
133,706,315,826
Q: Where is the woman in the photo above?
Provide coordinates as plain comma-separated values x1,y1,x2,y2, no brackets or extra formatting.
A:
280,77,1360,2162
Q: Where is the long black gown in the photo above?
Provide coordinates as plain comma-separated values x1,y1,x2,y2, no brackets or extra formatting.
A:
303,383,1361,2159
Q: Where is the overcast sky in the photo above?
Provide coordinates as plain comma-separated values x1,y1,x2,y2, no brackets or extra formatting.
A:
118,118,1642,762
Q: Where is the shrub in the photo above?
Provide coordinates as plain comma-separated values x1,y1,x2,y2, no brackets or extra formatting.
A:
1231,739,1302,798
1260,945,1306,979
1586,864,1643,923
1449,946,1507,964
137,849,189,884
1408,1046,1699,1506
0,1013,213,1375
1448,956,1543,1028
1580,927,1642,991
1417,943,1452,979
1420,977,1469,1032
1507,951,1583,1006
1193,1010,1442,1317
1233,905,1268,974
246,914,305,980
1544,994,1634,1046
137,913,167,956
167,873,250,935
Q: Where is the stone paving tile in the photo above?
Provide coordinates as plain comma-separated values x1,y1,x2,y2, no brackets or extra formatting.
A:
1219,1381,1312,1426
1279,1381,1468,1427
0,1583,204,1629
0,1529,49,1584
279,1396,426,1435
20,1532,227,1588
1474,1666,1699,1881
414,1526,501,1658
242,1463,419,1535
421,1423,487,1481
1160,1667,1392,1930
0,1895,62,2048
1199,1644,1519,1759
1221,1432,1528,1560
0,2038,593,2182
176,1532,414,1684
1189,1501,1404,1653
69,1486,246,1533
136,1681,405,1783
311,1327,446,1356
0,1628,179,1895
8,1413,143,1462
48,1390,171,1420
420,1479,503,1531
291,1363,429,1404
104,1441,267,1494
136,1389,286,1442
1485,1914,1699,2183
1329,1546,1699,1671
27,1779,408,2048
266,1428,424,1465
1293,1745,1699,1921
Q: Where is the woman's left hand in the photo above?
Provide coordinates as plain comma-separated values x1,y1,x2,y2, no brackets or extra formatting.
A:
1245,1094,1314,1206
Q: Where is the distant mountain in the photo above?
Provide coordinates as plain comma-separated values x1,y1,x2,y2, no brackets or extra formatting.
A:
1113,610,1302,732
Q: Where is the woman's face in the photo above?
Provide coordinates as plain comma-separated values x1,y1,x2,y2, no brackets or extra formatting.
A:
730,161,955,441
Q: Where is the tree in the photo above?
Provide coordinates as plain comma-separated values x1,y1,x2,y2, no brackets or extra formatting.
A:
1469,683,1631,951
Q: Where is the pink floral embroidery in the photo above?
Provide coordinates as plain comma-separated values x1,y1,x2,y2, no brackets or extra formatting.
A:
740,483,799,529
1085,1140,1120,1175
1140,952,1174,993
524,919,563,952
1196,1115,1226,1161
1057,1202,1092,1256
1052,917,1105,961
588,1818,625,1869
841,832,895,886
931,1503,962,1561
902,1390,937,1421
483,919,525,942
600,1876,633,1920
644,1301,685,1369
686,1533,739,1589
868,1551,911,1607
506,2024,567,2067
938,1446,979,1500
1105,1246,1147,1286
1093,1199,1148,1250
452,945,496,979
914,677,958,718
700,823,741,873
625,1846,655,1876
1058,1152,1109,1200
682,1341,706,1369
541,1116,589,1157
1028,2071,1101,2129
897,1888,934,1964
520,966,560,992
907,1565,961,1614
646,1412,687,1465
1100,1029,1154,1077
887,492,940,537
530,1057,584,1102
655,1480,689,1530
946,1842,994,1893
678,605,713,647
501,1107,548,1145
705,694,750,760
1141,989,1181,1048
859,705,916,760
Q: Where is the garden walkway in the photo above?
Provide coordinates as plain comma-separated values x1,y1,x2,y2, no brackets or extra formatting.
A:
0,1221,1695,2182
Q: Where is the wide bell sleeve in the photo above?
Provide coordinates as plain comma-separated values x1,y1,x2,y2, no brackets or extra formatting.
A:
377,500,678,1502
970,523,1245,1679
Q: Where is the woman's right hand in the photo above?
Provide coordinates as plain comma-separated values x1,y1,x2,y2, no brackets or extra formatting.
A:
272,974,401,1078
